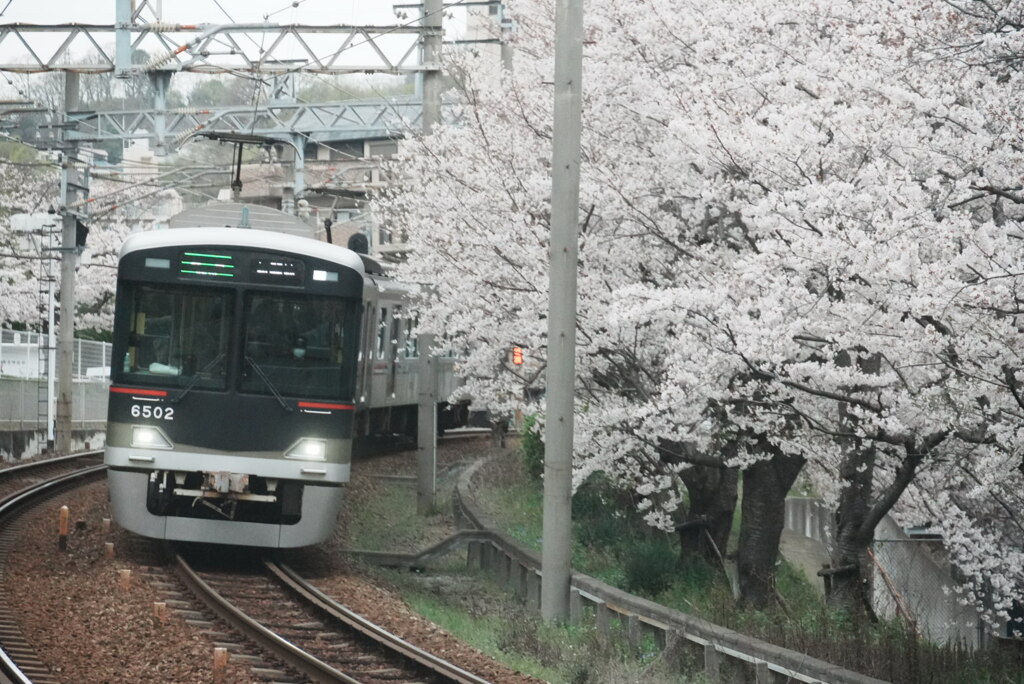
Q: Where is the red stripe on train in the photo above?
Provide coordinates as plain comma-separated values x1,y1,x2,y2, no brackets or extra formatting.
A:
110,386,168,397
298,401,355,410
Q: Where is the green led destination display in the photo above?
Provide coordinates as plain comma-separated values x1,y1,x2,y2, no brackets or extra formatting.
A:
179,251,236,278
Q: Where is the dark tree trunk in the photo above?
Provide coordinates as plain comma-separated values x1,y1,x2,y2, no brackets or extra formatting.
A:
826,441,877,615
737,441,805,610
677,464,739,567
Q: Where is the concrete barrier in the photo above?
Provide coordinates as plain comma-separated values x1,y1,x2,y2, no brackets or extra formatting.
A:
449,456,889,684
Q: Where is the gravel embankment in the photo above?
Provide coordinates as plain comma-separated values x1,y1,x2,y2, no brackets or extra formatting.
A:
2,439,542,684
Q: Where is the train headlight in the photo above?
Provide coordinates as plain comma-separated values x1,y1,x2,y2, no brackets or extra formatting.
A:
284,438,327,461
131,425,174,450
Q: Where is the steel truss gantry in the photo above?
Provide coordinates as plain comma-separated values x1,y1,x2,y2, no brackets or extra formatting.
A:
0,22,432,76
7,97,426,155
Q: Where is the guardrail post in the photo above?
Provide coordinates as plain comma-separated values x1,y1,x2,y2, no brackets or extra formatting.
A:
514,562,528,600
652,622,667,650
499,552,511,586
627,614,640,648
569,587,582,623
526,569,542,613
704,642,721,683
594,599,609,641
467,541,483,570
663,629,683,671
483,542,497,573
754,659,772,683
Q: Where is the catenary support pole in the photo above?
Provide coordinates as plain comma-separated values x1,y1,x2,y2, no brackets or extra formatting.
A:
115,0,132,79
55,71,79,456
417,333,437,514
422,0,443,133
416,0,443,514
541,0,584,622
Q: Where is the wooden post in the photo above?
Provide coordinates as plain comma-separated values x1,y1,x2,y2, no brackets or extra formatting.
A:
153,602,167,622
118,568,132,590
212,646,229,683
102,517,111,534
58,505,69,551
104,542,115,559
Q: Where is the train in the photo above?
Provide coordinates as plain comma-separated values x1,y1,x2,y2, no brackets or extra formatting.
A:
104,220,465,548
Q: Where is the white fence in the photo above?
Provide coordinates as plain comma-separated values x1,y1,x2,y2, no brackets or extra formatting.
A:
0,328,111,431
0,328,111,379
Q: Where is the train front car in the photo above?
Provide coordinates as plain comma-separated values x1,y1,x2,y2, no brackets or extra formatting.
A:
104,228,364,548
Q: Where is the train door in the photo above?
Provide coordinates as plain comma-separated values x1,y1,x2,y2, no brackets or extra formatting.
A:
375,305,390,400
356,302,373,404
388,305,403,398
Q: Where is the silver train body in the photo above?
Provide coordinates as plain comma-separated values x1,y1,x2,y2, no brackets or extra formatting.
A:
104,226,462,547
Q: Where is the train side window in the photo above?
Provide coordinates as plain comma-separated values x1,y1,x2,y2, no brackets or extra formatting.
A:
391,305,403,361
376,307,389,360
404,318,417,358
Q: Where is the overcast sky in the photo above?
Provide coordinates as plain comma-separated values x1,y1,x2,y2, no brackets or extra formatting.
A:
0,0,404,25
0,0,470,79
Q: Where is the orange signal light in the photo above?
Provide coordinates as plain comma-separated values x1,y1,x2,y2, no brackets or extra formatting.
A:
511,346,524,365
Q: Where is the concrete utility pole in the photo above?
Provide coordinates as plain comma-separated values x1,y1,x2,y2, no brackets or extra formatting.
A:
416,0,444,514
541,0,584,622
55,71,80,455
114,0,132,79
417,333,437,514
422,0,443,133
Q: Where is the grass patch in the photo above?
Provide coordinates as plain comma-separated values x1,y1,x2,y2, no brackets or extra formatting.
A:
344,479,453,552
373,564,708,684
471,447,1024,684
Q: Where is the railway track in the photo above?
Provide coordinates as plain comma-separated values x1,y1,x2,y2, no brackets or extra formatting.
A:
173,548,492,684
0,450,496,684
0,452,106,684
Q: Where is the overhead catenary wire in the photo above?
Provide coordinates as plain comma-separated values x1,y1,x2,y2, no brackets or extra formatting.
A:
0,0,467,211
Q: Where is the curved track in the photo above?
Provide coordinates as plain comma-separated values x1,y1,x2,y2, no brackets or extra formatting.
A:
0,452,106,684
0,447,496,684
174,549,492,684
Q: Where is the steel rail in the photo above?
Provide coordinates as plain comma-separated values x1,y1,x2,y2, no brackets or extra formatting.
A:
0,451,107,684
268,560,493,684
172,553,362,684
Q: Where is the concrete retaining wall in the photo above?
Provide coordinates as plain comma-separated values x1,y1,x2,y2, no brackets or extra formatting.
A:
0,376,108,461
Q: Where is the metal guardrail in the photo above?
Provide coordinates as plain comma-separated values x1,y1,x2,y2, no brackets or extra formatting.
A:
450,457,888,684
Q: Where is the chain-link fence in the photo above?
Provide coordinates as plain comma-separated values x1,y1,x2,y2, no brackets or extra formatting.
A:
0,328,112,379
0,328,110,430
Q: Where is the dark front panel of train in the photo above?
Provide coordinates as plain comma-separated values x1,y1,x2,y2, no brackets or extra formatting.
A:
107,390,354,452
108,242,365,449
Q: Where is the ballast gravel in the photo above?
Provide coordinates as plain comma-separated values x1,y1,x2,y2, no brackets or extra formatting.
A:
2,441,541,684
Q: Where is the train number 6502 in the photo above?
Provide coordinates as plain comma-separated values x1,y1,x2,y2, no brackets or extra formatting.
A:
130,404,174,420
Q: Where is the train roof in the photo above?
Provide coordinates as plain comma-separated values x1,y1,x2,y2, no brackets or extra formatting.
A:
119,227,365,274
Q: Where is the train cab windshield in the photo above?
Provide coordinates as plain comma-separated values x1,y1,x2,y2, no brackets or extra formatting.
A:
113,281,360,401
119,284,233,390
242,293,357,399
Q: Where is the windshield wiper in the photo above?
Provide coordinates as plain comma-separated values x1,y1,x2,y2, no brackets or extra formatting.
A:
244,356,293,412
171,353,225,404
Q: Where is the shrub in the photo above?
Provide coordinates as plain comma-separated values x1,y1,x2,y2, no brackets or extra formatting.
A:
521,413,544,480
623,538,678,597
573,475,634,549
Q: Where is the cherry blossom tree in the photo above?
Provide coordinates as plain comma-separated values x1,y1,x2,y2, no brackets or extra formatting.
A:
0,160,180,334
374,0,1024,619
